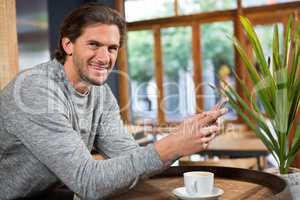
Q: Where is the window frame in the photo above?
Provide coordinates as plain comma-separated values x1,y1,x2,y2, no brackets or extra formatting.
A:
117,0,300,125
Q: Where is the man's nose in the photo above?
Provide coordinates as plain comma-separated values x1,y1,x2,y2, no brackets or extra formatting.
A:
95,47,110,64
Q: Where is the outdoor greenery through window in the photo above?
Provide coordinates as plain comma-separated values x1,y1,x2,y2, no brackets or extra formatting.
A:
124,0,297,124
254,24,284,61
162,27,195,122
201,21,235,108
127,30,157,123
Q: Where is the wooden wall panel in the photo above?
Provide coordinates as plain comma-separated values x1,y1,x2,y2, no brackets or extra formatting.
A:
0,0,19,89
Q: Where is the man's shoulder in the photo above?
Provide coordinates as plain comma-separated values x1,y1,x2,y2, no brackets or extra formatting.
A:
18,59,63,81
14,60,65,89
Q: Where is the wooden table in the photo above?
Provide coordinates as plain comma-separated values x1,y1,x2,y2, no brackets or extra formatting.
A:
129,124,269,169
207,133,268,156
202,133,269,169
109,166,291,200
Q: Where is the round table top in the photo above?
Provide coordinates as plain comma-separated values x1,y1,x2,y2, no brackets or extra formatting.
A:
109,166,291,200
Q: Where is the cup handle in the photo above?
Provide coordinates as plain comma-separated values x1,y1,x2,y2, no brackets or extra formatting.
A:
192,181,198,193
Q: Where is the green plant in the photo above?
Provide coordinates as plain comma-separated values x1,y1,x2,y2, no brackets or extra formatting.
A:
220,16,300,174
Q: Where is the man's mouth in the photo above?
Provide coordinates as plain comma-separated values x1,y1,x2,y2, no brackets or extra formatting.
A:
89,64,109,72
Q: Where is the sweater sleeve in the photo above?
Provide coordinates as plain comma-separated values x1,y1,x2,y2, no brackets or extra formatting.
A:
5,75,164,200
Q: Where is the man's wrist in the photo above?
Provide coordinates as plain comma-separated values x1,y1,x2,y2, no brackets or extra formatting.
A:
154,135,180,165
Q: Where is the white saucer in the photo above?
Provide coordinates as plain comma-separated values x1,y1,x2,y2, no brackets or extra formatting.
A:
172,187,224,200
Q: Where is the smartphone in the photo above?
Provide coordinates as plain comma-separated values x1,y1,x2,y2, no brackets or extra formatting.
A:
214,97,228,110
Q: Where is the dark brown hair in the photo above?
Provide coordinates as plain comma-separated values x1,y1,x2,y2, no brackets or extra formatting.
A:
54,3,126,64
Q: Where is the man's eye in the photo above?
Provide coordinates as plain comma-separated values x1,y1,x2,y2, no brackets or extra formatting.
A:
108,47,118,53
88,43,98,49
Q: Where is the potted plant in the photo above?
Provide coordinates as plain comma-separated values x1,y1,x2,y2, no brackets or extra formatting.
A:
217,15,300,175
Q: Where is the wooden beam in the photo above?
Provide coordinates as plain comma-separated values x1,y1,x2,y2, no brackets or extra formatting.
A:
243,1,300,16
249,12,292,25
251,17,285,26
127,1,300,31
192,22,203,113
174,0,179,16
115,0,131,123
234,0,247,122
114,0,124,15
0,0,19,89
128,9,235,31
116,48,131,123
153,26,165,125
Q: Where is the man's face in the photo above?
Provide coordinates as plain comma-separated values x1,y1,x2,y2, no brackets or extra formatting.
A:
68,23,120,86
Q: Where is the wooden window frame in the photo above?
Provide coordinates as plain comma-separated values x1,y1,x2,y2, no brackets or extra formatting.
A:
117,0,300,125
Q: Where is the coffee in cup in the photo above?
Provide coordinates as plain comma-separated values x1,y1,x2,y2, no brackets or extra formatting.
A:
183,171,214,196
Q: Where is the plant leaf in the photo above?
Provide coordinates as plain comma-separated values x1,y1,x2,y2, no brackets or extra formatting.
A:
239,16,276,96
288,22,300,88
223,88,280,165
287,139,300,168
284,16,292,69
289,78,300,130
224,82,280,155
232,36,276,118
272,25,282,73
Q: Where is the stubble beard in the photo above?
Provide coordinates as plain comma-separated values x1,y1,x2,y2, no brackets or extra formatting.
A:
73,55,107,86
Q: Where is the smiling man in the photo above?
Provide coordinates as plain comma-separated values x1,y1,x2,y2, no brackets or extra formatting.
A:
0,3,226,200
62,23,120,93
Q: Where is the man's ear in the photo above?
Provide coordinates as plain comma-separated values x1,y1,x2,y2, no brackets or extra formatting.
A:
62,37,73,56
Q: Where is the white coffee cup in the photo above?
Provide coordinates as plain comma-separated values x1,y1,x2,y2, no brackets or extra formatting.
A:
184,171,214,196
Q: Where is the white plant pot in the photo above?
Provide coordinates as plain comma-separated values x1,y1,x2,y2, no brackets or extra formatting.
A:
265,167,300,200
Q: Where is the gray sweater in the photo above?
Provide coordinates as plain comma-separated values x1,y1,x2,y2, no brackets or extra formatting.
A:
0,60,164,200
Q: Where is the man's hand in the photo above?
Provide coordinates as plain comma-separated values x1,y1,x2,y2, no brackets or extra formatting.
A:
154,108,227,163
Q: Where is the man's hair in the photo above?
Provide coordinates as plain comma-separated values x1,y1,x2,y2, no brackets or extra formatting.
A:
54,3,126,64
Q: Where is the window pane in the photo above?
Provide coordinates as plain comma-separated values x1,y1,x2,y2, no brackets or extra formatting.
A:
16,0,50,70
127,31,157,123
242,0,297,7
161,27,195,122
125,0,174,22
179,0,236,15
254,24,284,60
201,21,236,119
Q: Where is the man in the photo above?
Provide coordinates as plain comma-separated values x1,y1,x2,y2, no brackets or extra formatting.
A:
0,3,226,200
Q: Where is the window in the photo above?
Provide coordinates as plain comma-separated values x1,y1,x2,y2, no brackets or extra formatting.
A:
254,24,284,61
125,0,237,22
124,0,300,124
201,21,236,119
161,27,195,121
125,0,174,22
127,30,157,123
179,0,236,15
